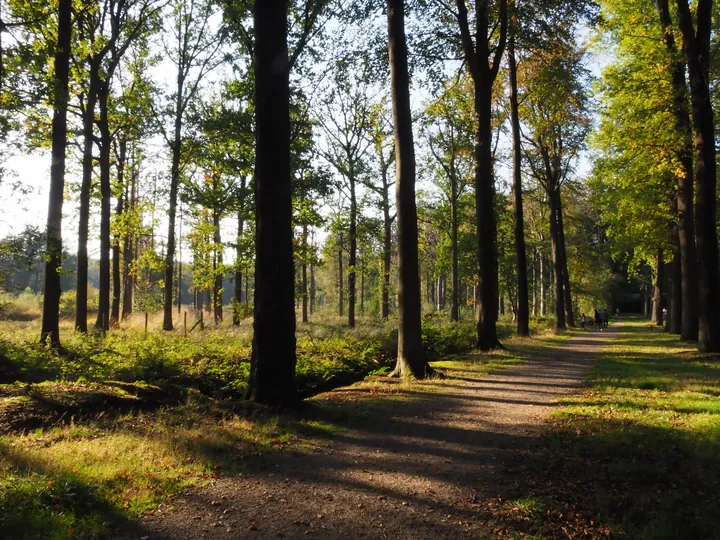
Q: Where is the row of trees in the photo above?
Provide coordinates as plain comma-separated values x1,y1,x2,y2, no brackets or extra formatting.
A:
590,0,720,351
9,0,718,405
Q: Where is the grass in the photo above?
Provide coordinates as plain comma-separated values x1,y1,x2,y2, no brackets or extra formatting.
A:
487,317,720,539
0,293,567,539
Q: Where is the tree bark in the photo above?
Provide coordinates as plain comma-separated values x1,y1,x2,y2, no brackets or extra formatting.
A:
122,162,136,320
556,198,574,326
301,224,309,324
95,82,112,332
338,240,344,317
652,249,665,325
675,0,716,349
670,224,682,334
450,173,460,322
387,0,426,378
41,0,72,347
246,0,296,405
110,139,127,326
213,207,223,324
348,179,357,328
548,189,566,329
381,178,392,320
75,67,99,334
310,261,316,314
234,200,245,326
508,22,529,336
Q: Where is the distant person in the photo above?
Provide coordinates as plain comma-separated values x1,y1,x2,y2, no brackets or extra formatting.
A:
580,313,586,329
616,307,620,318
602,309,609,328
662,307,667,323
594,309,602,331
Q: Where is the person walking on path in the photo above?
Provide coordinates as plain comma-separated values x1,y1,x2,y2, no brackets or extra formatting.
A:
594,309,602,331
580,313,586,329
602,309,609,328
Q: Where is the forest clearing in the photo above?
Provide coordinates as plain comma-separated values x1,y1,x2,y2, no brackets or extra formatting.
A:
2,0,720,537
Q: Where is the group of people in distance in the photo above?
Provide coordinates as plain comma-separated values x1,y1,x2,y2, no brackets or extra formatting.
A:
580,308,617,331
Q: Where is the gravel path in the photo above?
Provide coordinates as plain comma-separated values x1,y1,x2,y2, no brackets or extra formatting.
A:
115,329,608,539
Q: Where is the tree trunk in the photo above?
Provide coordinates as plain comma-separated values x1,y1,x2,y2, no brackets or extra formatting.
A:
382,184,391,320
95,83,112,332
110,139,126,326
670,224,682,334
213,209,223,324
301,224,308,324
387,0,426,378
508,25,529,336
234,186,245,326
675,0,717,349
547,189,566,329
163,76,185,331
40,0,71,347
658,0,697,340
652,249,665,325
75,67,99,333
540,251,547,315
338,241,344,317
450,192,459,322
310,261,316,314
121,164,136,320
348,180,357,328
246,0,296,405
557,199,574,326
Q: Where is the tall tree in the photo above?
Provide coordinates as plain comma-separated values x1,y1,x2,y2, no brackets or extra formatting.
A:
387,0,425,378
507,3,529,336
657,0,697,341
453,0,507,349
159,0,224,331
674,0,720,351
40,0,72,347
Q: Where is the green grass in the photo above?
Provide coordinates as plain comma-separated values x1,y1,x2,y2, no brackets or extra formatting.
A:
490,317,720,539
0,296,569,539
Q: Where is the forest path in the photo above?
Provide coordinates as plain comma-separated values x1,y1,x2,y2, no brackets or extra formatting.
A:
116,326,611,540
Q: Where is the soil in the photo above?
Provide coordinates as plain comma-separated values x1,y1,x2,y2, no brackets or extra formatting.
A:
114,330,607,539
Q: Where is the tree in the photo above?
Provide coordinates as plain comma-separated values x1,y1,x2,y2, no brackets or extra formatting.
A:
159,0,224,331
521,40,589,329
40,0,71,347
507,2,529,336
422,78,474,323
674,0,720,351
452,0,507,349
317,62,375,328
387,0,425,378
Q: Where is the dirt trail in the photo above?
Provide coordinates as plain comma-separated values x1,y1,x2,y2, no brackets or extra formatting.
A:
116,329,609,539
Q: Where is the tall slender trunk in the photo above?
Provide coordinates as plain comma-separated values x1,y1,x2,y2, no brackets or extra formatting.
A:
110,139,126,326
121,161,136,320
212,207,223,324
301,224,309,324
450,174,460,322
382,176,392,320
177,205,182,314
348,179,357,328
246,0,296,405
508,24,529,336
75,70,99,333
338,240,344,317
675,0,716,349
163,80,184,331
652,249,665,325
548,189,566,329
40,0,72,347
95,83,112,332
310,261,316,314
540,251,547,315
670,224,682,334
387,0,425,378
556,197,574,326
234,200,245,326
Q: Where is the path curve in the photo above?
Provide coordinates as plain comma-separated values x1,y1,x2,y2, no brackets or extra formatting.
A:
116,329,609,539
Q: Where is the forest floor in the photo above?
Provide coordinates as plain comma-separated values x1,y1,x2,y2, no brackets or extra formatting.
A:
112,327,604,539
